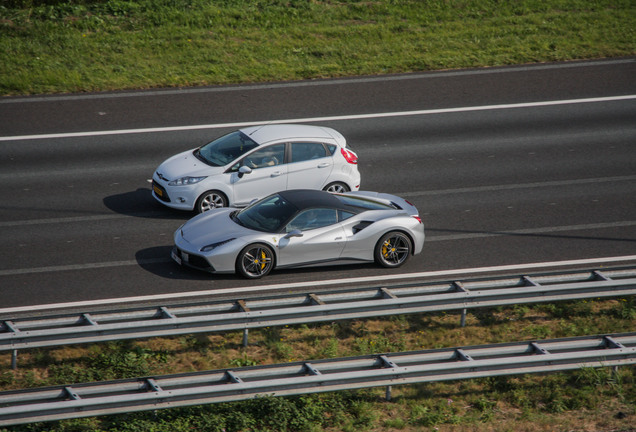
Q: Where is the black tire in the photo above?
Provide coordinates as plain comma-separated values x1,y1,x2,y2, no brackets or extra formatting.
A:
236,243,275,279
196,190,228,213
323,182,350,193
374,231,412,268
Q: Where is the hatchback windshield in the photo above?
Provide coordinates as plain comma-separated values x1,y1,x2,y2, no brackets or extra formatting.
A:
234,194,298,232
196,131,259,166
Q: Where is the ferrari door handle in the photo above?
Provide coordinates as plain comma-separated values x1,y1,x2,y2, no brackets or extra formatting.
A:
317,163,331,168
270,171,283,177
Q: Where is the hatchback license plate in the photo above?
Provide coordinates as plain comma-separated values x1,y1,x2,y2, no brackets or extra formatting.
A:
153,185,163,197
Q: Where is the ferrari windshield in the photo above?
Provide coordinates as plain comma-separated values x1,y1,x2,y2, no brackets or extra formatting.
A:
196,131,259,166
234,194,298,232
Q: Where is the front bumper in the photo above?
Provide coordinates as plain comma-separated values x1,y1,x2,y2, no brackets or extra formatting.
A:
171,246,215,273
151,175,198,211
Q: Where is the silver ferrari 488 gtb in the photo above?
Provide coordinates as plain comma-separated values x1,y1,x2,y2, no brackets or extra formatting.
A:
172,189,424,278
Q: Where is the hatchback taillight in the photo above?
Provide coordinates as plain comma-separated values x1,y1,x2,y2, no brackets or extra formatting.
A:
341,148,358,164
413,216,422,224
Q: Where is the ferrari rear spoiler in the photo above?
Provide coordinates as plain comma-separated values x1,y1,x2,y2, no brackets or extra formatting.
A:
345,191,419,216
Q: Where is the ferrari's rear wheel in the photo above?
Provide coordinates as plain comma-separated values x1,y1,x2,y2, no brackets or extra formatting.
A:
236,243,275,279
323,182,350,194
196,190,228,213
374,231,412,268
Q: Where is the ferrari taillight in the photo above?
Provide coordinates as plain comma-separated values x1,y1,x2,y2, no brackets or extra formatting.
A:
341,148,358,164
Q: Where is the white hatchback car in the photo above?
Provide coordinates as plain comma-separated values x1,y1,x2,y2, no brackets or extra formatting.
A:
152,124,361,213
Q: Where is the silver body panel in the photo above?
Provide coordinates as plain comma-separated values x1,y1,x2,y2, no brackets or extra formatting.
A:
172,191,425,275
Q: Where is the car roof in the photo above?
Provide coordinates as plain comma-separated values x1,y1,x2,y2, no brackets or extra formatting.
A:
240,124,346,147
278,189,351,212
276,189,397,214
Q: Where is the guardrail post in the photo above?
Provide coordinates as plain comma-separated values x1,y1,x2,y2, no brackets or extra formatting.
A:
453,282,468,327
603,336,624,376
11,350,17,370
236,300,251,348
385,385,392,401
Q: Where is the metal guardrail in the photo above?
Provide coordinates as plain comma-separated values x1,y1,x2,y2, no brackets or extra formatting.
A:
1,332,635,426
1,268,635,361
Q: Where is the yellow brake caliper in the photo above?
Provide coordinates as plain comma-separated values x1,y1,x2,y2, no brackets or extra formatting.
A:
382,240,393,257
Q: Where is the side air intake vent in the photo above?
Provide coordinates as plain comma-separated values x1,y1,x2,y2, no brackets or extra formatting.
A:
352,221,373,234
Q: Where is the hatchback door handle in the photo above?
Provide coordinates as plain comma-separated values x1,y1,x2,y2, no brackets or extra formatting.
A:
270,171,283,177
318,163,331,168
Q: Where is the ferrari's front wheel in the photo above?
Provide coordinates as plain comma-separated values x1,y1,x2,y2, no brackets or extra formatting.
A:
374,231,412,268
236,243,275,279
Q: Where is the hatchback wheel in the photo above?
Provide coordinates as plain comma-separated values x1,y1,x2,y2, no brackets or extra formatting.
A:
374,232,412,268
236,243,275,279
323,182,350,193
196,190,227,213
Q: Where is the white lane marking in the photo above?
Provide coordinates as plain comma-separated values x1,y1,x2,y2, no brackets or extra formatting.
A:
2,59,633,104
2,175,635,228
0,259,166,276
400,175,636,197
428,221,636,242
0,214,128,228
1,95,634,142
0,163,152,181
1,255,635,315
1,220,635,276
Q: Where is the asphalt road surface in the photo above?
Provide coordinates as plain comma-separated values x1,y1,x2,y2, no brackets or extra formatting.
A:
1,58,635,310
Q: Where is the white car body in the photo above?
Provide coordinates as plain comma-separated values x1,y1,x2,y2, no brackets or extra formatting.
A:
152,124,361,212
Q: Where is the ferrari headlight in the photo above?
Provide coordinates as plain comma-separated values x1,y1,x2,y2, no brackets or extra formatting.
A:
200,238,235,253
168,176,207,186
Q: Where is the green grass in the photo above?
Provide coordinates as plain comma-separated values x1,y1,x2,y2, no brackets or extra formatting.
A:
1,298,635,431
0,0,634,95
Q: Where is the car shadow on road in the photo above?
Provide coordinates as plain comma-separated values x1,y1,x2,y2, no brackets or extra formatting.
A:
136,246,382,282
135,246,237,281
104,187,190,220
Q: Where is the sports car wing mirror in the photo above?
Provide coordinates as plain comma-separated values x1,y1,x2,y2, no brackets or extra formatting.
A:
284,229,303,239
238,165,252,178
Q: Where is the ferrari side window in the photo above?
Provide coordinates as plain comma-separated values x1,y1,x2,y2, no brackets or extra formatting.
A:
338,210,356,222
286,208,338,232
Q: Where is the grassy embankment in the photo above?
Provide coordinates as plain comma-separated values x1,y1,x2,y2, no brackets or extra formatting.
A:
0,0,634,95
0,0,635,431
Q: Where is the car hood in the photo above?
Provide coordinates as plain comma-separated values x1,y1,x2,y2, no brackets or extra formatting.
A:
180,208,255,247
156,149,223,180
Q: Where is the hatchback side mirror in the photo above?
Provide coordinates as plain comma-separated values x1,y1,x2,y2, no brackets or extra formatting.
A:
238,165,252,178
